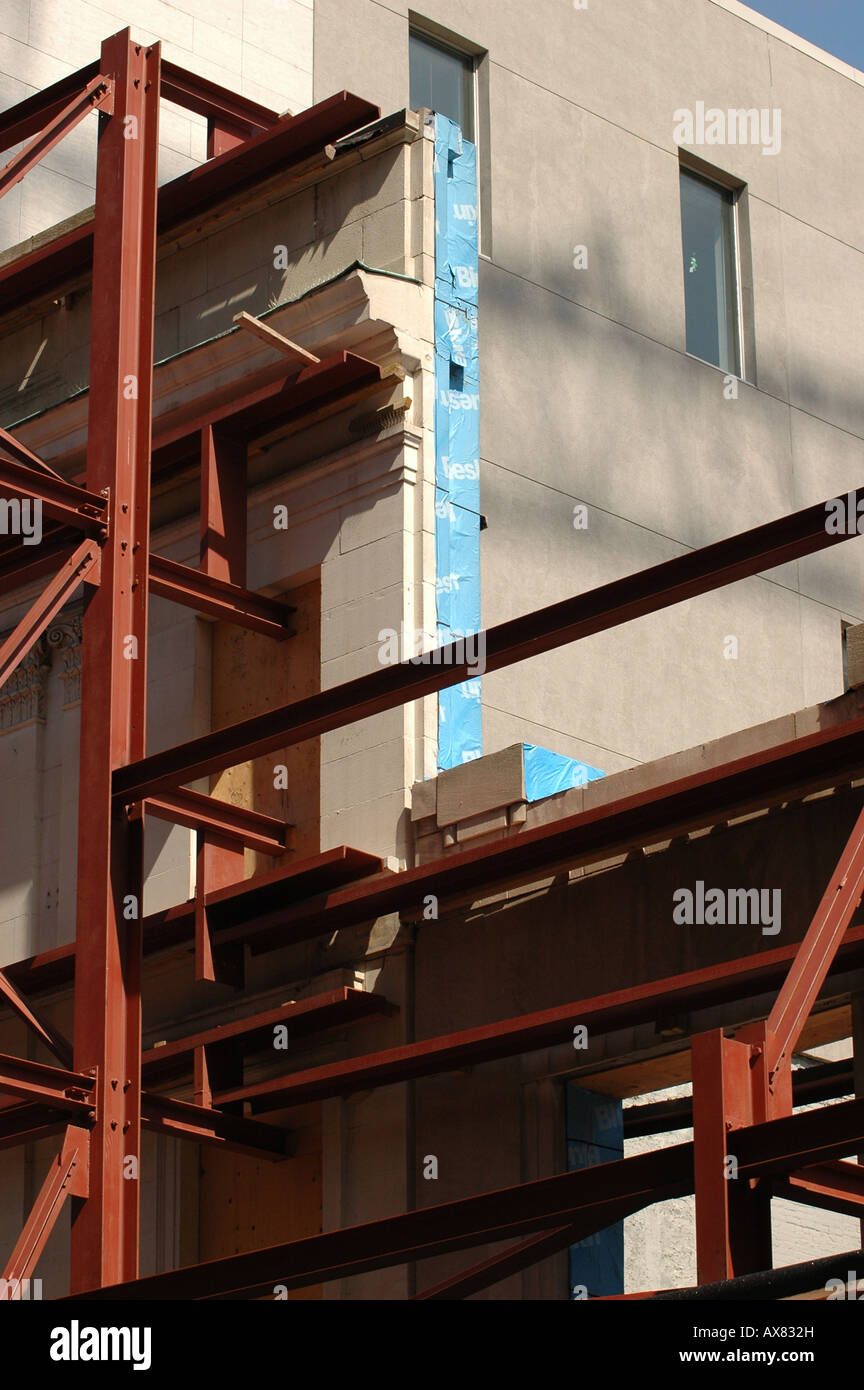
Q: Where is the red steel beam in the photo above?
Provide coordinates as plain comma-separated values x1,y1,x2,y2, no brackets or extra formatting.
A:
0,1052,94,1115
195,422,250,983
0,538,81,599
0,73,113,201
0,456,108,535
0,1092,287,1161
0,1104,69,1153
691,1028,772,1285
160,60,278,136
412,1203,645,1301
0,60,101,150
69,1141,694,1300
0,538,99,695
142,987,394,1086
0,968,73,1068
0,59,275,154
69,29,159,1294
139,1093,289,1160
761,805,864,1082
67,1093,864,1301
1,1125,88,1296
112,486,864,804
211,917,864,1113
0,92,380,318
4,845,389,995
149,554,294,638
0,425,64,481
773,1161,864,1221
143,787,288,856
211,727,864,964
412,1226,576,1301
11,756,864,1003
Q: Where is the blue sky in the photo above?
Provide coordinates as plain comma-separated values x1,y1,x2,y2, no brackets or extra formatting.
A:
743,1,864,71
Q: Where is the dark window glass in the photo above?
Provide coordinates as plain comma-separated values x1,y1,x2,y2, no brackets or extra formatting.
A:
409,31,475,141
680,169,741,374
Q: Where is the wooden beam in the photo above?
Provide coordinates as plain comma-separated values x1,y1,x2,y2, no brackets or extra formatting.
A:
233,311,321,364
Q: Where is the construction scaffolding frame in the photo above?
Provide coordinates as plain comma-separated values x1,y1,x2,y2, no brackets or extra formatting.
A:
1,29,864,1300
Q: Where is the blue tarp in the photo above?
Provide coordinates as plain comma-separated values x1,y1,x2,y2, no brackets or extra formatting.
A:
434,116,482,769
523,744,605,802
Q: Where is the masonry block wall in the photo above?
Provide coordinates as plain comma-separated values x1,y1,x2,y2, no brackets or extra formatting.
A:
0,124,438,965
0,0,313,264
316,0,864,776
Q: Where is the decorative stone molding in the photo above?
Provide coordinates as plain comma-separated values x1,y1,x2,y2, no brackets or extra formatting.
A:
0,603,83,731
46,611,83,707
0,639,51,732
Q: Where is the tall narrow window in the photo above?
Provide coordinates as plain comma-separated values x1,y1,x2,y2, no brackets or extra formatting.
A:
409,29,476,142
680,168,741,375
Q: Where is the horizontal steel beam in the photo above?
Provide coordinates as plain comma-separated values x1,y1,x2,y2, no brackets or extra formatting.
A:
625,1060,855,1138
0,92,380,318
139,1094,289,1160
0,455,108,535
142,987,393,1085
0,1104,69,1153
0,1052,94,1116
212,923,864,1113
65,1092,864,1301
160,61,278,134
149,554,294,637
0,1092,288,1161
208,723,864,966
68,1141,694,1299
771,1161,864,1221
736,1095,864,1176
143,787,289,856
113,487,864,804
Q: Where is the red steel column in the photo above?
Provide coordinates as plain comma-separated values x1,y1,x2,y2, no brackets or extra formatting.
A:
196,424,247,984
70,30,159,1292
692,1028,772,1285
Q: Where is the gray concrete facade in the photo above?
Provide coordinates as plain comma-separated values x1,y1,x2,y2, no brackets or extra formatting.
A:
317,0,864,777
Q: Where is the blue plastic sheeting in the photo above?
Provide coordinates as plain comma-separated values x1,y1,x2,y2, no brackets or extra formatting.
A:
523,744,605,803
566,1084,624,1299
434,115,482,769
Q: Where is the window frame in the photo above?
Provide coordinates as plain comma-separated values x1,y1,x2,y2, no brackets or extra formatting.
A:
408,24,478,144
678,155,754,383
408,15,492,256
679,165,742,377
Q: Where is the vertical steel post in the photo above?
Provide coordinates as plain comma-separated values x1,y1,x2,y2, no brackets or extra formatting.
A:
692,1028,772,1284
70,29,159,1292
195,424,247,985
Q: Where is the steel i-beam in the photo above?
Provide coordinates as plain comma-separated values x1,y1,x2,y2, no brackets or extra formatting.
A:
69,29,159,1293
